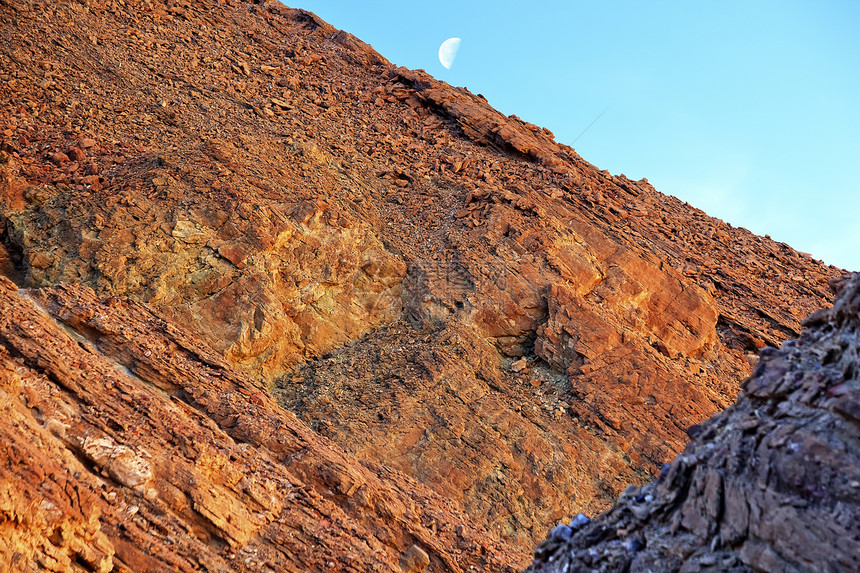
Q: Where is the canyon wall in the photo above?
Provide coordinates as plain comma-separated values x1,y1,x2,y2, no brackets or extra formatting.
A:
0,0,844,568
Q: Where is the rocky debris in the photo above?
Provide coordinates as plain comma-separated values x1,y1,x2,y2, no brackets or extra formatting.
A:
392,68,573,173
0,0,844,559
0,276,522,571
511,357,529,373
400,544,431,572
528,273,860,572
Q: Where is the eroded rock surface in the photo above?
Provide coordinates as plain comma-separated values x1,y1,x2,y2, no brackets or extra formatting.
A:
0,0,844,559
0,276,521,571
528,274,860,572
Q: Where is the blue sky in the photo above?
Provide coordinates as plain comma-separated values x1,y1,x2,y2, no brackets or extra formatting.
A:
290,1,860,271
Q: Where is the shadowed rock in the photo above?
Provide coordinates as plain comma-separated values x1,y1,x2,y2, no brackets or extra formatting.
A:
528,274,860,572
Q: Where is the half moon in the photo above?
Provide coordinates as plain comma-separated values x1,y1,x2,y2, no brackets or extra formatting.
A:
438,37,461,69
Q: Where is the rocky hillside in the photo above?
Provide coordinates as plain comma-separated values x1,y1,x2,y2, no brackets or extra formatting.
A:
528,273,860,572
0,277,520,571
0,0,844,568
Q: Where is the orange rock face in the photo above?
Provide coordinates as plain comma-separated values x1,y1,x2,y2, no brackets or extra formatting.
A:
529,274,860,572
0,0,844,567
0,277,520,571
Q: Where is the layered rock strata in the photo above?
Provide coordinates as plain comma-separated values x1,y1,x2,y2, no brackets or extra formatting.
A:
529,274,860,572
0,0,843,553
0,276,522,571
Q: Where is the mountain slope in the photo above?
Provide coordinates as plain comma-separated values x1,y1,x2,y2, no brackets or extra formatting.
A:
528,273,860,572
0,0,842,559
0,277,521,571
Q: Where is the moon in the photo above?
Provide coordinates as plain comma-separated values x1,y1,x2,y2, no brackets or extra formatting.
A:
438,37,461,69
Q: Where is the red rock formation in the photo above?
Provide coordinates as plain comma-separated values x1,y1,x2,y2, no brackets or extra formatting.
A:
0,276,521,571
0,0,844,565
528,274,860,572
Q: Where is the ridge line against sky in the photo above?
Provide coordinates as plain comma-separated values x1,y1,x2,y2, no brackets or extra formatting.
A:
290,1,860,271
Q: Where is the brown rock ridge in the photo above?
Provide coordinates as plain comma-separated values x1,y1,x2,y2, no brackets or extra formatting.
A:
0,275,521,571
528,273,860,572
0,0,843,555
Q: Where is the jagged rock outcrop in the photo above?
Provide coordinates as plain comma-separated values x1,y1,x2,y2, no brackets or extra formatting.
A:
0,275,521,571
0,0,844,560
528,274,860,572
